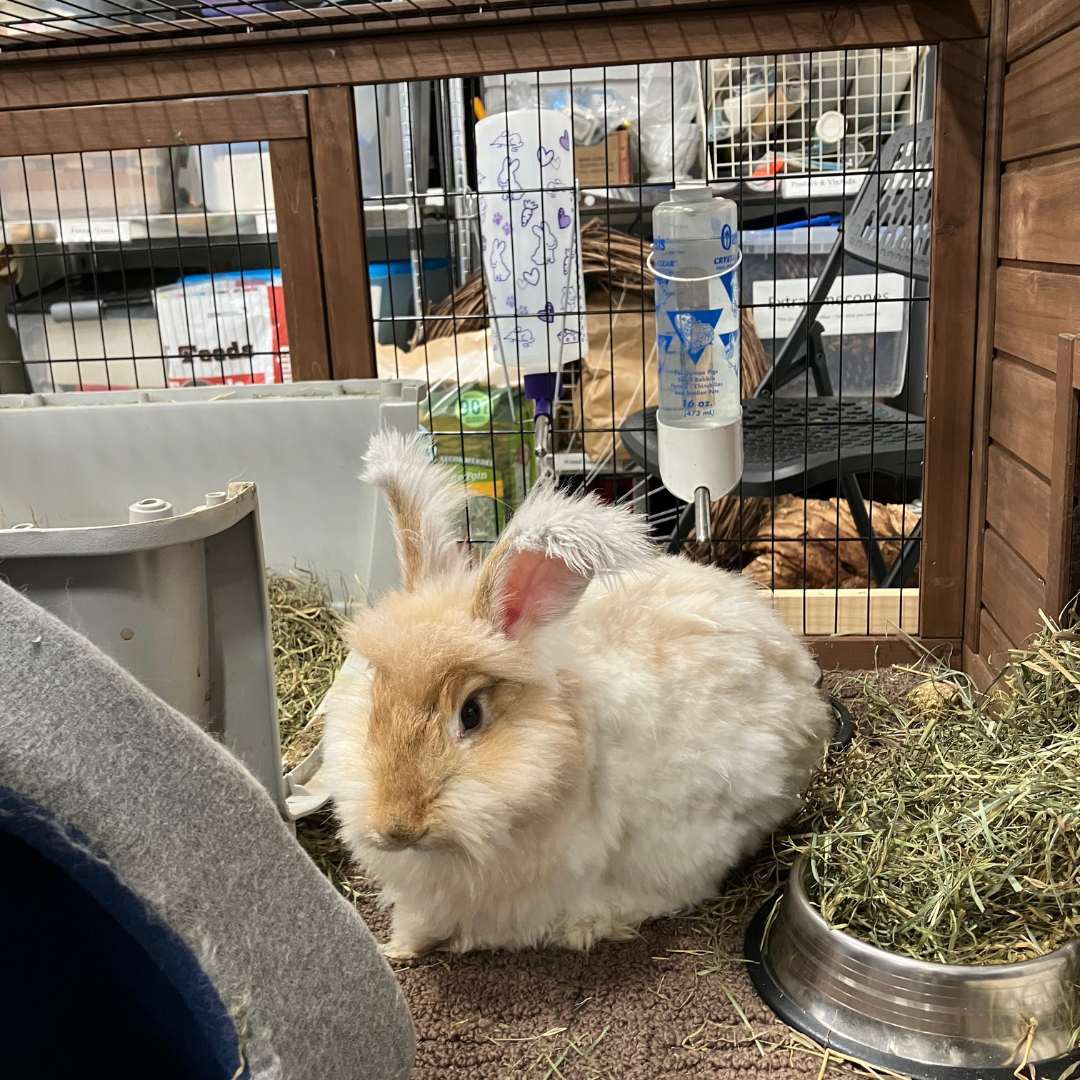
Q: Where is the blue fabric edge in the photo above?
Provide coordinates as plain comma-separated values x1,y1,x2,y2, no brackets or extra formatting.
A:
0,784,249,1080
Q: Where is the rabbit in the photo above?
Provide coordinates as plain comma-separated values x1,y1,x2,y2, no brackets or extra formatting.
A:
321,429,833,958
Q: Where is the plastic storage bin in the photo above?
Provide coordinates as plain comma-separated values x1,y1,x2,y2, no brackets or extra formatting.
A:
370,257,450,349
7,273,168,393
0,377,423,820
370,260,416,349
739,223,910,398
0,379,422,607
0,150,173,240
196,143,275,214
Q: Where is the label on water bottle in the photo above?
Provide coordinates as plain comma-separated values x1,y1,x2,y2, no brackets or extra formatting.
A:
660,355,727,420
654,240,740,425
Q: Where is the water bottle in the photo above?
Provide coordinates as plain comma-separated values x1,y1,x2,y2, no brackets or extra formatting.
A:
651,182,742,517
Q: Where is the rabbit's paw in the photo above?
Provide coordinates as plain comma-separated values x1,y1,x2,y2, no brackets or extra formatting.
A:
381,923,446,960
382,905,449,959
379,939,429,961
552,914,639,952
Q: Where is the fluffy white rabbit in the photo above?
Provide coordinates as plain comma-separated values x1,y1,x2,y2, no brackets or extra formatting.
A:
322,430,832,957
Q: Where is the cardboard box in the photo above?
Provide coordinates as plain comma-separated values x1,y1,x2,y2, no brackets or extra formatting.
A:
157,270,291,387
574,129,632,188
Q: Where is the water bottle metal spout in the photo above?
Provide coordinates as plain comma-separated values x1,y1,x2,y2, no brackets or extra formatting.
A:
694,486,712,543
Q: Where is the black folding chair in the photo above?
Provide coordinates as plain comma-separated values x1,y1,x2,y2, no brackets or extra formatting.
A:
621,121,931,588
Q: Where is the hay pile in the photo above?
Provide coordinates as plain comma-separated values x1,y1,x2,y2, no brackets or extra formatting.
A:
785,617,1080,964
268,570,348,772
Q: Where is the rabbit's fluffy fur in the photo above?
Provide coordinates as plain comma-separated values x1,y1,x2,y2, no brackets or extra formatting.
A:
322,430,833,957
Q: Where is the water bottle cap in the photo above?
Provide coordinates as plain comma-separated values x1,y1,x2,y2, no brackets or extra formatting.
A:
670,180,712,203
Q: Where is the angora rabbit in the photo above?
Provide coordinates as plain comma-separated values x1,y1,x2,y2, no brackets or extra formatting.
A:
323,430,832,957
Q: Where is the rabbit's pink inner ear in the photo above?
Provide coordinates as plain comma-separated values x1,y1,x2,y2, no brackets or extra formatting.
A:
496,549,589,637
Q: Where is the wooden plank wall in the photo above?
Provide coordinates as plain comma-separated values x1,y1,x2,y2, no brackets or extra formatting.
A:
966,0,1080,686
0,1,990,110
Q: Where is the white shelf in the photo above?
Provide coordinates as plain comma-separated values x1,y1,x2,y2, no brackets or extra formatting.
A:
1,201,440,246
2,211,278,246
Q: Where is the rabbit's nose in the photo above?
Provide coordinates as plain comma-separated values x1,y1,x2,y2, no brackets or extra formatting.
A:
380,823,429,849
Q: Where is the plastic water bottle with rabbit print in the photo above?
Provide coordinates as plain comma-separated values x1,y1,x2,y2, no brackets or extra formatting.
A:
650,182,743,517
475,109,588,377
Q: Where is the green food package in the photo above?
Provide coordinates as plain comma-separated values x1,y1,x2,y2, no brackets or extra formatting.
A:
421,382,535,544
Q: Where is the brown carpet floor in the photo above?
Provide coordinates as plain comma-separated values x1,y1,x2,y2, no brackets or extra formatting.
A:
299,667,920,1080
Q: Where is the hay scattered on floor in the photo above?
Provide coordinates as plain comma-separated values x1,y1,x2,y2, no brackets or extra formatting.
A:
792,616,1080,964
507,1026,612,1079
292,806,899,1080
296,810,376,908
268,570,349,772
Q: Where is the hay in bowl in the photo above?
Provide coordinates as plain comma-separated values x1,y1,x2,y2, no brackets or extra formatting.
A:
788,615,1080,966
268,570,349,773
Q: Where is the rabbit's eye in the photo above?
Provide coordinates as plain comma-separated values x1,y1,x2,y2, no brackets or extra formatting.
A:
459,697,483,733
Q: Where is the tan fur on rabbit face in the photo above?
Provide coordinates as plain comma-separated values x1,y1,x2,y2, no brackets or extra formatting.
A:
341,571,586,866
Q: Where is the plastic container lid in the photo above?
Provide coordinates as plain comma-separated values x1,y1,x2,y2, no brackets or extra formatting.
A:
670,180,713,203
166,270,283,288
740,225,838,255
815,110,846,145
368,259,450,280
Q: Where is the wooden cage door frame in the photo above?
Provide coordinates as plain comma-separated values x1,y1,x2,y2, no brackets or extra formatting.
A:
963,0,1009,670
305,86,377,381
0,1,990,111
266,136,332,382
1047,333,1080,616
919,35,991,648
0,39,999,666
0,92,379,383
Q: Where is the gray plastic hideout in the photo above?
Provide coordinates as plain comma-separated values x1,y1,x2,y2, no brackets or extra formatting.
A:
0,379,423,820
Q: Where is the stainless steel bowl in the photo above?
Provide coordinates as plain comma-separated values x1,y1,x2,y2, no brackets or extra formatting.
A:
748,854,1080,1078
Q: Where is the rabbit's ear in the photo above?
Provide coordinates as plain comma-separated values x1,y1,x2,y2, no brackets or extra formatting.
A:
472,480,654,637
361,430,466,590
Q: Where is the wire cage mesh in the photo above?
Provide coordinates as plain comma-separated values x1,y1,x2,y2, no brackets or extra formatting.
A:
706,48,933,185
365,51,932,637
0,45,934,639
